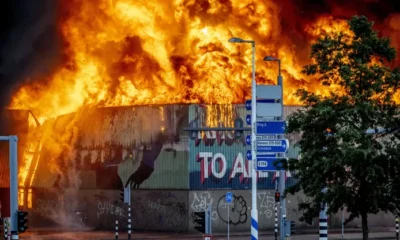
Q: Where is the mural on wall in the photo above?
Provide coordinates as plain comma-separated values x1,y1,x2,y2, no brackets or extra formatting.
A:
27,105,189,190
189,104,292,190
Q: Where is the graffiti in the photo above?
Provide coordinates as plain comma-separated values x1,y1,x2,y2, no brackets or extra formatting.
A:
216,195,248,225
196,152,269,183
97,202,125,219
191,192,213,212
258,192,276,219
131,192,188,232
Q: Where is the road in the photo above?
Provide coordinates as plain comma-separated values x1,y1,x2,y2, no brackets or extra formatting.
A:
16,231,397,240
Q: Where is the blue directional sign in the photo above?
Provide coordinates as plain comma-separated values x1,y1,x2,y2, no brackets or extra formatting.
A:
256,121,286,135
246,135,251,145
245,100,251,110
246,115,251,125
256,157,278,171
256,140,288,153
246,150,277,160
246,150,252,160
226,192,233,203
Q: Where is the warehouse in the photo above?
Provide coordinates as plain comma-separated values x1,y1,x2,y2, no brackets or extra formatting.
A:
0,105,394,233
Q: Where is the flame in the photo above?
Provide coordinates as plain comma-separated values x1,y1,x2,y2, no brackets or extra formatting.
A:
8,1,396,189
8,0,360,122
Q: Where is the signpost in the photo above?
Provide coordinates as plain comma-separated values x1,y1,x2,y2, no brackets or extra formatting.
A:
256,121,286,135
256,140,289,153
246,115,251,125
246,135,251,145
225,192,232,240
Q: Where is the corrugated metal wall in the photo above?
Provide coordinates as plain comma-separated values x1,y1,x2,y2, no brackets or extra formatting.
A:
30,105,190,190
26,104,304,190
188,104,303,190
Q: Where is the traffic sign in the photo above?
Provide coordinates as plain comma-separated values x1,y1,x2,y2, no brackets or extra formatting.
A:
257,102,282,117
256,121,286,135
256,139,289,153
246,135,251,145
246,150,277,160
256,85,282,99
256,157,278,171
226,192,233,203
246,150,252,160
246,115,251,125
245,100,251,110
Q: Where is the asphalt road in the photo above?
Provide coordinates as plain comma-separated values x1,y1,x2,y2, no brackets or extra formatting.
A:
15,231,398,240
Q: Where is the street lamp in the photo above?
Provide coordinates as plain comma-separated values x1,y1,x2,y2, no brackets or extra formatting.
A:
264,56,286,239
229,37,258,240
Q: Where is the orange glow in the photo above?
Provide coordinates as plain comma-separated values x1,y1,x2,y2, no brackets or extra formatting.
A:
18,189,24,207
8,1,359,123
7,1,396,186
28,189,32,209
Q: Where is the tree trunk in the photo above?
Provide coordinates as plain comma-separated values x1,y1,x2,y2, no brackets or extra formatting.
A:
361,212,369,240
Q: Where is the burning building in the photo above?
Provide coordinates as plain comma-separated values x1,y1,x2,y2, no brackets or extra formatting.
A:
1,0,399,233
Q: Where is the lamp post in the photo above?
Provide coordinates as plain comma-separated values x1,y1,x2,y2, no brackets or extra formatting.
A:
263,56,285,239
229,37,258,240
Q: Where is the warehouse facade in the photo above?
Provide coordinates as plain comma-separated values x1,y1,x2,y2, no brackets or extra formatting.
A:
0,105,395,233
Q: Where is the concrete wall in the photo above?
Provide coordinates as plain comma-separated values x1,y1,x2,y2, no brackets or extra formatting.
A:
25,188,396,233
187,190,315,233
28,188,190,232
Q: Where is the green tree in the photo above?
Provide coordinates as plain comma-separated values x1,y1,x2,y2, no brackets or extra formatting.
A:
283,15,400,240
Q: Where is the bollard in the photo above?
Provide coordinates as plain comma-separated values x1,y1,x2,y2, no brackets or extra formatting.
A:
128,207,131,240
115,220,118,240
396,217,399,240
274,204,278,240
319,204,328,240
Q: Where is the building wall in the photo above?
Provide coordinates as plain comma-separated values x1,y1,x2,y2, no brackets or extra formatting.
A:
188,104,298,190
24,188,396,233
27,188,190,232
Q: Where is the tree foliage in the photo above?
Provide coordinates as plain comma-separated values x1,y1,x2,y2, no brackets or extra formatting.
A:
283,16,400,239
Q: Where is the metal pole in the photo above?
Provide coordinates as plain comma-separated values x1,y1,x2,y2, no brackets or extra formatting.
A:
396,217,399,240
9,136,18,239
275,204,278,240
277,60,286,240
250,41,259,240
342,207,344,238
227,203,230,240
319,188,328,240
275,176,278,239
128,184,131,240
115,220,118,240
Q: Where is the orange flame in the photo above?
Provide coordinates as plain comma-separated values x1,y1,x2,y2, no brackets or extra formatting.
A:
8,0,357,122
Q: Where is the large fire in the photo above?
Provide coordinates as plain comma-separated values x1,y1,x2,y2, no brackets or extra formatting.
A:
6,1,400,193
7,0,369,122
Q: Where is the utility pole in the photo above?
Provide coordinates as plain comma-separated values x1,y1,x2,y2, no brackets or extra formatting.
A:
0,136,18,240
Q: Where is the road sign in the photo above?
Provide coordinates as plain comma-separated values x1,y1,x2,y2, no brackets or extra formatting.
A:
256,157,278,171
245,100,251,110
256,135,278,140
256,85,282,99
256,121,286,135
246,150,277,160
256,139,289,153
246,150,252,160
246,115,251,125
226,192,233,203
246,135,251,145
257,102,282,117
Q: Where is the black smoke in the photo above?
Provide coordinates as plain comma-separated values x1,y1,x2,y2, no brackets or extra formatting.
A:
0,0,63,112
